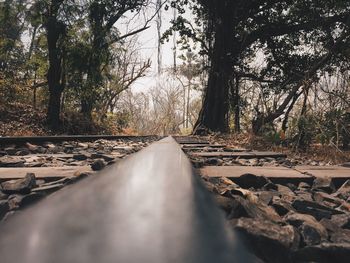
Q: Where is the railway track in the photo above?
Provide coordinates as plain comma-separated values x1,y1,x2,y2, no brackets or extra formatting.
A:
0,136,253,263
0,135,349,262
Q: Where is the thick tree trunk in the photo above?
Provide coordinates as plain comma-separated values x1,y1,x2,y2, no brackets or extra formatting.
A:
45,0,64,129
46,33,64,128
82,3,105,120
47,89,62,129
193,3,235,134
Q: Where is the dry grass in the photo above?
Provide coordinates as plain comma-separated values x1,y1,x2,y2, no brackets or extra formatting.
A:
0,103,124,136
0,103,49,136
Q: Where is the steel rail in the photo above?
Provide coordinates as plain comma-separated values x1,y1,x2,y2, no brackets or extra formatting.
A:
0,136,253,263
0,135,160,145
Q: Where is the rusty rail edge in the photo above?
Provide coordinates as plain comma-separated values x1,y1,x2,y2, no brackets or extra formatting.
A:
0,135,161,145
0,136,253,263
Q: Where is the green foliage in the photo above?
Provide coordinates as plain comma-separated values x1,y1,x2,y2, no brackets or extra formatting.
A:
0,0,27,105
286,108,350,149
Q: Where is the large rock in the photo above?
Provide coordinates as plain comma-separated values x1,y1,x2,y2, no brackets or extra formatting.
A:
228,195,281,222
231,218,299,263
236,173,271,189
299,223,327,246
312,177,336,194
270,196,295,216
25,142,39,152
276,184,296,197
256,191,279,205
73,153,88,161
207,177,240,195
291,199,343,220
285,212,328,246
292,242,350,263
0,173,36,194
285,212,322,227
90,159,106,171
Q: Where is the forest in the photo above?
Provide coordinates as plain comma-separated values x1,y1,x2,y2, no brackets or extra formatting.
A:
1,0,350,151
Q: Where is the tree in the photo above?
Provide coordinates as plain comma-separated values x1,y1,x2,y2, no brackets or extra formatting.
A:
80,0,155,119
0,0,26,104
167,0,350,134
176,51,202,129
96,38,151,120
28,0,155,128
43,0,66,129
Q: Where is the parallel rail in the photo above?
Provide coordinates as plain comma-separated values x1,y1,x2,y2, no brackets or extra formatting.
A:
0,136,252,263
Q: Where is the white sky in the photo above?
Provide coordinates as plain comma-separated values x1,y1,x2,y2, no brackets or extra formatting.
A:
118,4,181,93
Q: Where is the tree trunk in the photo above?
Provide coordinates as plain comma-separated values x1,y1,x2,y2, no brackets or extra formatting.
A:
296,87,310,149
282,92,302,132
186,82,191,129
81,99,93,120
46,30,64,128
47,89,62,129
182,85,186,128
193,3,235,134
82,3,106,120
32,71,37,109
232,75,240,133
45,0,65,129
342,112,350,149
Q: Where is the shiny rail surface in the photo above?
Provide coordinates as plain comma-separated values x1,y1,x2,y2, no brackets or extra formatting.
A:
0,136,252,263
